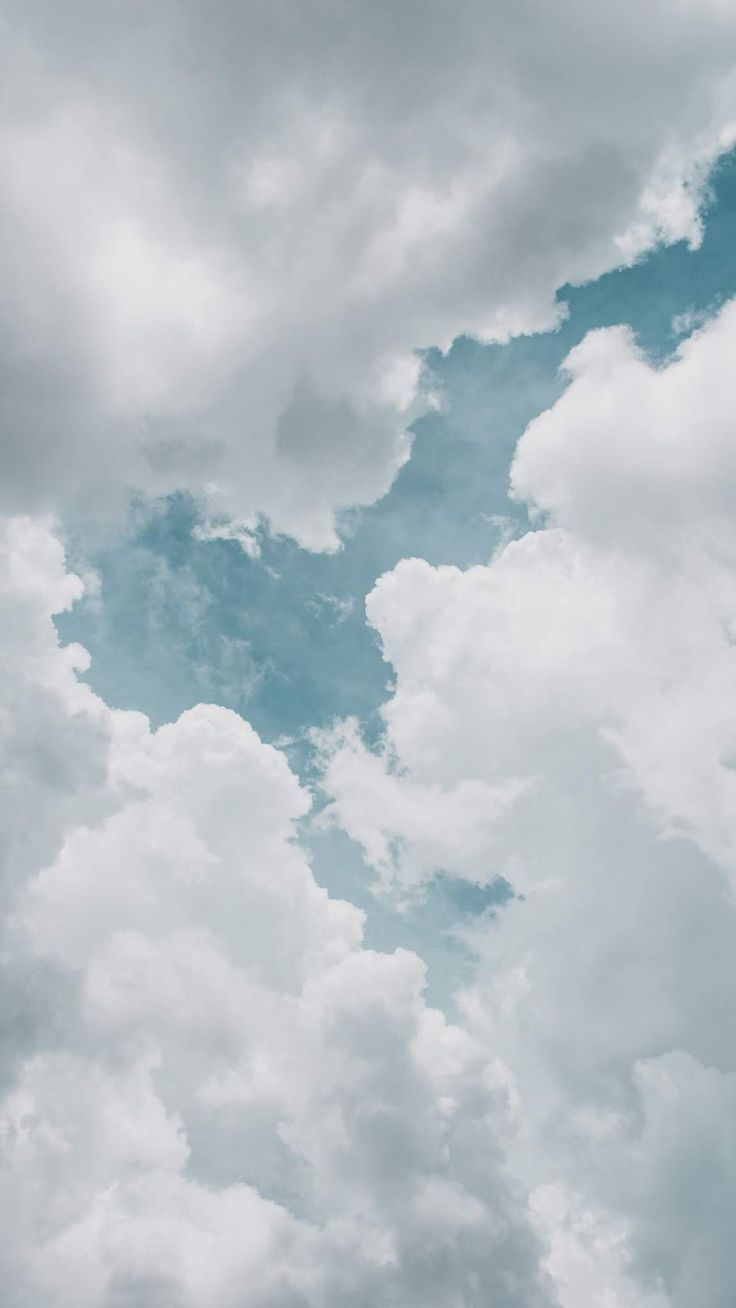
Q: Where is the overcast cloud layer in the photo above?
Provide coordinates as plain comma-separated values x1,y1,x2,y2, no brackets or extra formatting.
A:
4,0,736,545
4,3,736,1307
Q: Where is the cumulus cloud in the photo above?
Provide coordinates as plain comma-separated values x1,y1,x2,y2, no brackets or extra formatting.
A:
0,516,556,1306
315,717,530,896
6,6,736,1304
320,299,736,1302
4,1,736,546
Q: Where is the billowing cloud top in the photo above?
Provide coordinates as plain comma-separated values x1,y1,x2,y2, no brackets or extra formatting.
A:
3,0,736,545
0,517,557,1305
322,298,736,1305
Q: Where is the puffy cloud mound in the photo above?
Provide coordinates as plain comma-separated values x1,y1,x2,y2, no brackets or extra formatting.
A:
0,517,556,1306
4,0,736,546
321,301,736,1303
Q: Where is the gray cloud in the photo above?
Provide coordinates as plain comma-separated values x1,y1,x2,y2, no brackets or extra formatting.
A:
3,1,736,545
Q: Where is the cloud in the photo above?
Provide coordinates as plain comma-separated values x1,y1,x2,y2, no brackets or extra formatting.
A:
320,298,736,1302
315,716,530,896
3,1,736,546
0,516,556,1306
6,9,736,1303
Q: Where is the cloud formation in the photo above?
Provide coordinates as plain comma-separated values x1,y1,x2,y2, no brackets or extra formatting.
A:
5,7,736,1304
0,517,555,1306
321,302,736,1303
4,0,736,546
9,301,735,1303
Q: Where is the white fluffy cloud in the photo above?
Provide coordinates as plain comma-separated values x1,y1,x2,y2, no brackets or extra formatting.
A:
320,301,736,1302
0,516,558,1307
6,7,736,1302
325,300,736,890
4,1,736,546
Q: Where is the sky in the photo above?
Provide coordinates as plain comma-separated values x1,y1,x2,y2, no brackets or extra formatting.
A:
4,3,736,1305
